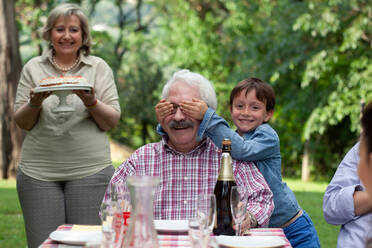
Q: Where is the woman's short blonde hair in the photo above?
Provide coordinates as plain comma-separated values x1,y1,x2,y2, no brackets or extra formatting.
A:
41,3,91,55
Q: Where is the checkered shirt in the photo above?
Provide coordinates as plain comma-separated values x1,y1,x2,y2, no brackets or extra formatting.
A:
104,138,273,226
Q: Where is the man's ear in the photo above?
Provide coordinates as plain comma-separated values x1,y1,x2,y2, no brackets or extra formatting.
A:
264,110,274,122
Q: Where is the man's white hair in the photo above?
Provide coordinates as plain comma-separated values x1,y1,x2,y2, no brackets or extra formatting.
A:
161,69,217,110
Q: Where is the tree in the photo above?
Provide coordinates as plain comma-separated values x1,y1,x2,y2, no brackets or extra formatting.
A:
0,0,23,179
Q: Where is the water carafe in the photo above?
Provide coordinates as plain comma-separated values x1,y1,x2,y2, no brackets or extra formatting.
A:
122,176,159,248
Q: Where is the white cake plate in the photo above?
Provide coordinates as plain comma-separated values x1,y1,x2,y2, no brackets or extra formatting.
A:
34,85,92,113
34,84,92,93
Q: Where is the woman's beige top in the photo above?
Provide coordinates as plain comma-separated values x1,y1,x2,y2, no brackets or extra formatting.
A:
14,49,121,181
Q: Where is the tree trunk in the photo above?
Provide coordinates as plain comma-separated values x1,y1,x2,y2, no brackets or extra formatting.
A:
301,140,310,182
0,0,23,179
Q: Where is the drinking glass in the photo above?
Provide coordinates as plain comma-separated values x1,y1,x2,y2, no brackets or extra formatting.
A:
188,217,202,248
100,202,116,248
197,193,217,248
105,182,132,247
230,186,248,236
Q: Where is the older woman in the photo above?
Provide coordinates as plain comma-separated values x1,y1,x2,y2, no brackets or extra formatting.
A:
14,3,120,247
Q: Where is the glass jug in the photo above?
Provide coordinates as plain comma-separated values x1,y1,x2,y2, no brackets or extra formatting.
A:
121,176,160,248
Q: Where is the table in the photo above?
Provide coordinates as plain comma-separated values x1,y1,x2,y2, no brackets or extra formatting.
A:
40,224,292,247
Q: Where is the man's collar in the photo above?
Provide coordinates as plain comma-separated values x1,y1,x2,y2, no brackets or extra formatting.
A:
161,137,208,155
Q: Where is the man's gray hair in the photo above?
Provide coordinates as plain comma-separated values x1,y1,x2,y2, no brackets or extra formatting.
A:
161,69,217,110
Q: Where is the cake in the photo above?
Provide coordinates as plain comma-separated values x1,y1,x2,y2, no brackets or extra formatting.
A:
39,76,88,87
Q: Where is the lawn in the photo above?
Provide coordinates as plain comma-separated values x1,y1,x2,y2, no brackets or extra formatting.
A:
0,178,338,247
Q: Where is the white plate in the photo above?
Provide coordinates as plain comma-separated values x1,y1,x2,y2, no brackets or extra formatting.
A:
34,84,92,93
216,235,286,248
49,230,102,245
154,219,189,232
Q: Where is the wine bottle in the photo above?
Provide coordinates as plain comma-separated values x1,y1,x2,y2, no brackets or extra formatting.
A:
213,139,236,235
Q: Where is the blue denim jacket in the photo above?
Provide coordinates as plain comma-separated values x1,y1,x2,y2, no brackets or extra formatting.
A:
155,108,300,226
197,108,300,227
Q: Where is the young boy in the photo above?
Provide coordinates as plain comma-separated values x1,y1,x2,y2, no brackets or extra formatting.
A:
155,77,320,248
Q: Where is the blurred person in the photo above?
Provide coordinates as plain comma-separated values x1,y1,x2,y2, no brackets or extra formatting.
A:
156,77,320,248
103,69,274,233
14,3,120,247
323,142,372,248
358,101,372,247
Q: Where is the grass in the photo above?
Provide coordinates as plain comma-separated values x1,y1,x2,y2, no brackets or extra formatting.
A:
0,180,26,248
0,178,338,247
284,178,339,247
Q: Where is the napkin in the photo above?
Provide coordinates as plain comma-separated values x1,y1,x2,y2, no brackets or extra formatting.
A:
71,225,101,231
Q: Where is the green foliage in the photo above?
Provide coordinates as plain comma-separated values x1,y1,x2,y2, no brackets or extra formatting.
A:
15,0,372,179
295,0,372,139
115,36,165,147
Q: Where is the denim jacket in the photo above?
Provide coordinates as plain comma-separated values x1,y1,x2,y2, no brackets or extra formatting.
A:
197,108,300,227
155,108,300,226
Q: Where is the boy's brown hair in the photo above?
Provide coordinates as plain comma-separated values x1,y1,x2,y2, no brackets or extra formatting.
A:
229,77,275,112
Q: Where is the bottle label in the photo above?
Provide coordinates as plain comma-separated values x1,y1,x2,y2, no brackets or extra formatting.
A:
218,155,234,181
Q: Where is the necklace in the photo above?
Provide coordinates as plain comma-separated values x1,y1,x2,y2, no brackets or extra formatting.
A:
51,55,80,72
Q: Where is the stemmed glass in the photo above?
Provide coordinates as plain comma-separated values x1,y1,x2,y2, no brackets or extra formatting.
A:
230,186,248,236
197,193,217,248
100,202,116,248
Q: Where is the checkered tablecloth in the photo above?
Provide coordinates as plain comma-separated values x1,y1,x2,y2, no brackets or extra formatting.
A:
40,224,292,248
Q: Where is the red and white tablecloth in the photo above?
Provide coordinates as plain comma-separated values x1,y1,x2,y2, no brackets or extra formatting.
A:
40,224,292,248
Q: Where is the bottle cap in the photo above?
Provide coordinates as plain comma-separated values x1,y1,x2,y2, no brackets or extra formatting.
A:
222,139,231,152
222,139,231,146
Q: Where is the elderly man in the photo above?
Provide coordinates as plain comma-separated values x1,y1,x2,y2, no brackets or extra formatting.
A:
103,69,273,230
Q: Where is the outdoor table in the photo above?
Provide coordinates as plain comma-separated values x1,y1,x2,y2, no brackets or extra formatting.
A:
40,224,292,248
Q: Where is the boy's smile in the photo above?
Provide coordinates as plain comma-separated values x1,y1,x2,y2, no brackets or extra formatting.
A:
230,89,273,135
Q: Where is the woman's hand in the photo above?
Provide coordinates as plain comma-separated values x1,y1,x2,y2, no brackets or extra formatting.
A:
14,89,51,130
74,87,120,131
73,88,97,107
29,89,51,107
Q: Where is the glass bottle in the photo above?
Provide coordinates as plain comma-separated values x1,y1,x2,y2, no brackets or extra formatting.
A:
213,139,236,235
121,176,160,248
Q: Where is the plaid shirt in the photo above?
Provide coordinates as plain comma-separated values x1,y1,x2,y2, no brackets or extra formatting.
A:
104,138,273,226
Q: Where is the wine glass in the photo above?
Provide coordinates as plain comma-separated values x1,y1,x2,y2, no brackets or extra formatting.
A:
197,193,217,248
230,186,248,236
100,202,116,247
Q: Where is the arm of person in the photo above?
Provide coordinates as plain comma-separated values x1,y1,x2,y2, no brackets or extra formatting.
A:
74,88,120,131
102,155,136,205
323,142,372,225
198,108,278,161
14,90,51,130
235,160,274,228
353,190,372,216
86,97,120,131
14,63,52,130
76,60,121,131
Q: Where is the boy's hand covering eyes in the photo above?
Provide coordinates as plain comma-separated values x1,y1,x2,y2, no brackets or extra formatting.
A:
155,99,173,123
180,98,208,120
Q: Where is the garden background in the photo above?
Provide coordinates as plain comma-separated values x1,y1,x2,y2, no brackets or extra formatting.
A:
0,0,371,247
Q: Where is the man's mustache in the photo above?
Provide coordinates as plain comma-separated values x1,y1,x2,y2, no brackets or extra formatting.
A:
168,120,194,129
